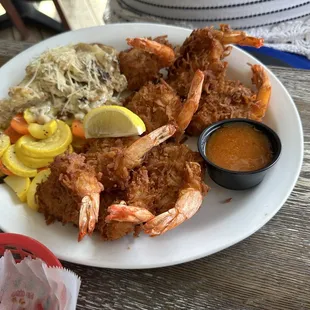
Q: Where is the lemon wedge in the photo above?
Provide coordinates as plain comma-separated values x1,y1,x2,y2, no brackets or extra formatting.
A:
2,145,37,177
28,120,58,140
27,168,51,211
4,175,31,202
20,120,72,158
83,106,146,138
0,133,10,157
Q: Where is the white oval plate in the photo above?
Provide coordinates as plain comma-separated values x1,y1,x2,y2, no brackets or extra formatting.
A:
0,23,303,269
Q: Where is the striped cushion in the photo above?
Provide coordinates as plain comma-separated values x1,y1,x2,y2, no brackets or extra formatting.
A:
108,0,310,29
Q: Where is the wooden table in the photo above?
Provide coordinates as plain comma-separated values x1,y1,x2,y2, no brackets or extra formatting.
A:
0,40,309,310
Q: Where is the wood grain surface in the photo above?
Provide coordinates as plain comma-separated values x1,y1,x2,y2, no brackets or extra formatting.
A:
0,42,309,310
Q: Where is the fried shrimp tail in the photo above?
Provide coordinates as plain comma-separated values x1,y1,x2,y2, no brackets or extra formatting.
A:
78,193,100,241
235,37,264,48
106,203,155,224
127,37,175,66
122,124,176,169
250,64,271,120
176,69,204,135
219,24,264,48
143,162,208,236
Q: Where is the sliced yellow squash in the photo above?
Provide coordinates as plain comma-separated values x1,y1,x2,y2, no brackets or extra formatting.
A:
27,168,51,211
28,120,58,139
15,135,33,149
23,109,36,124
2,145,37,177
15,136,54,169
4,175,31,202
16,152,54,169
0,133,10,157
20,120,72,158
15,136,74,169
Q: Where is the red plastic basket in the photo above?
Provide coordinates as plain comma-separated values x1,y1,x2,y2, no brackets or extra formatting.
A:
0,233,62,267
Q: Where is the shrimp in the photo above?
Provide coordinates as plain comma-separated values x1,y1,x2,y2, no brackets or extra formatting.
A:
36,153,103,242
78,193,100,241
125,69,204,136
120,123,176,169
127,38,175,67
217,24,264,47
168,24,264,97
119,36,175,90
106,203,155,224
250,64,272,120
176,69,204,137
186,64,271,136
105,143,209,237
93,126,176,241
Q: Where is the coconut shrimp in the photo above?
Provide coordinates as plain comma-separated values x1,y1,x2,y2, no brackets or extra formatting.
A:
125,69,204,137
85,124,176,191
119,36,175,90
91,125,176,241
186,64,271,136
106,143,209,237
36,153,103,241
168,24,264,97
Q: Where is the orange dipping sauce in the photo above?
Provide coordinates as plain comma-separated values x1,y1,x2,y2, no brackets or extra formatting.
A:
206,123,273,172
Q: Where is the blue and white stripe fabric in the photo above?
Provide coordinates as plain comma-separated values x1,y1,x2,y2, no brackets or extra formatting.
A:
106,0,310,29
104,0,310,68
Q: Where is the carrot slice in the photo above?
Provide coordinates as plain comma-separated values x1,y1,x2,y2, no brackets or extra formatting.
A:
4,126,22,144
72,120,85,139
0,159,13,176
10,114,29,135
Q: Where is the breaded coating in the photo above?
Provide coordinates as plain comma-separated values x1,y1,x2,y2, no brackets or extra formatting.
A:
125,81,181,133
37,153,103,228
119,36,174,90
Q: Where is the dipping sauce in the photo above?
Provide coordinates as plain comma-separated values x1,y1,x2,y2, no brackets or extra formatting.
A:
206,123,273,172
